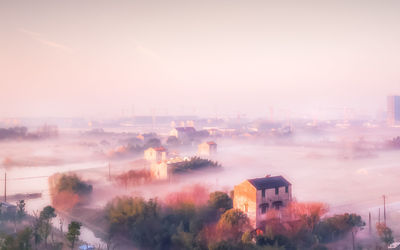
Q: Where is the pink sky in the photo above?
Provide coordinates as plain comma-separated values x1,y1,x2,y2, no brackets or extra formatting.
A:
0,0,399,118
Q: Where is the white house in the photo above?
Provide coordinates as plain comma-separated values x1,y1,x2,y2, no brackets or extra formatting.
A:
144,147,167,162
198,141,217,156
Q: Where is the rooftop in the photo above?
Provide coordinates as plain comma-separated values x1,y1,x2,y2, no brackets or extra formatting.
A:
154,146,166,152
247,175,290,190
175,127,196,132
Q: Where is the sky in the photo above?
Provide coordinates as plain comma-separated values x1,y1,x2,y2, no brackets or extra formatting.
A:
0,0,400,119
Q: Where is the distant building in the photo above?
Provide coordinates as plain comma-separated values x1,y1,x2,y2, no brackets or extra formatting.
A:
204,127,220,136
233,175,292,228
150,157,187,180
136,134,145,141
198,141,217,156
150,162,170,180
169,127,196,140
0,202,17,217
387,95,400,126
144,147,167,162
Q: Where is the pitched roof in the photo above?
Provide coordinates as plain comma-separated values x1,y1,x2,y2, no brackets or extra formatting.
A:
154,146,166,152
247,176,290,190
175,127,196,133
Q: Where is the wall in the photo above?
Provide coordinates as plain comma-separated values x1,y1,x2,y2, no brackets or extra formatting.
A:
233,180,257,228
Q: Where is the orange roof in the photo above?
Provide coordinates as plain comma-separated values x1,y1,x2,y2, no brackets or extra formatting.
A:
154,146,166,152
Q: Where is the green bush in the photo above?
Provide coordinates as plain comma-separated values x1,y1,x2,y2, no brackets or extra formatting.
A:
57,174,92,195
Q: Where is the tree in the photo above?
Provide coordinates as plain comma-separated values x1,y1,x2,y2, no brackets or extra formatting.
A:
39,206,57,246
286,202,328,233
208,191,233,213
16,200,26,222
171,157,221,173
315,213,365,246
347,214,365,250
145,138,161,148
376,223,394,247
32,211,42,249
57,174,92,196
17,227,33,250
166,136,180,146
1,235,17,250
217,209,251,241
66,221,82,250
106,197,161,248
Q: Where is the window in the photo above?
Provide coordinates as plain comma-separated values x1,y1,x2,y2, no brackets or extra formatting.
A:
262,189,265,198
260,203,269,214
272,201,283,210
285,186,289,193
261,206,266,214
275,187,279,195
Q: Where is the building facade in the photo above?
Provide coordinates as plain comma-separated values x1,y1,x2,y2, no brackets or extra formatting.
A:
169,127,196,140
233,175,292,228
198,141,217,156
388,95,400,126
144,147,167,162
150,162,170,180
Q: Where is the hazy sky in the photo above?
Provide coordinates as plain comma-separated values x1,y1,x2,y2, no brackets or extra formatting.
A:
1,0,399,118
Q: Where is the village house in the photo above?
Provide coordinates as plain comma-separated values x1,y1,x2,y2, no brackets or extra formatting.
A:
169,127,196,140
150,161,170,180
198,141,217,156
233,175,292,228
150,157,188,180
0,202,17,217
144,147,167,162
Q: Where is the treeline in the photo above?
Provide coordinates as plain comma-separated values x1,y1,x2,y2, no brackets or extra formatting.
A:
0,125,58,140
170,157,221,173
0,203,83,250
106,137,162,158
105,191,234,250
387,136,400,149
102,191,382,250
114,168,152,187
49,173,93,210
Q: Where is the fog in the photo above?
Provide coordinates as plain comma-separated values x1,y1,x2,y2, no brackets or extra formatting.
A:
0,123,399,246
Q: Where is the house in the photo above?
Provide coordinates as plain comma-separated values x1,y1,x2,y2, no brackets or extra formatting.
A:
0,202,17,217
169,127,196,140
150,161,170,180
144,147,167,162
198,141,217,156
203,127,220,136
233,175,292,228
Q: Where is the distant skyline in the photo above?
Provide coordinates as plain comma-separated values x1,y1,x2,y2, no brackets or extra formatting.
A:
1,0,399,119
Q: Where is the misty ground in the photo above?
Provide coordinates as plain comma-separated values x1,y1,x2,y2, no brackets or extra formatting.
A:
0,126,399,246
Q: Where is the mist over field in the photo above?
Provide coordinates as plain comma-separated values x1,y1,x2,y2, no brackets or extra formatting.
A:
0,120,399,249
1,0,400,249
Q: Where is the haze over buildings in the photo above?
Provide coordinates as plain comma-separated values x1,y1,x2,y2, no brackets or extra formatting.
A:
387,95,400,126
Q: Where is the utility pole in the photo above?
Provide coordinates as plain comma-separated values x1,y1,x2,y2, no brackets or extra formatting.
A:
4,172,6,203
383,195,387,224
378,208,381,224
369,212,371,234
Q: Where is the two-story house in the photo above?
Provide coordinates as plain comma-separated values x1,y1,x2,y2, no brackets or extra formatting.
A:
198,141,217,156
233,175,292,228
144,147,167,163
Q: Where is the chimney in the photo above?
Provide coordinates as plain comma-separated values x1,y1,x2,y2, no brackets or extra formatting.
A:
265,174,271,178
